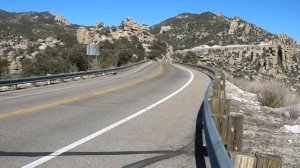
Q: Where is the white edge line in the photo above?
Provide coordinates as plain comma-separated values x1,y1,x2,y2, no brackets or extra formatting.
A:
0,62,152,101
21,64,194,168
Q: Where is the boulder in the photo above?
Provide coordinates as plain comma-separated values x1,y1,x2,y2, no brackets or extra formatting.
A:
96,22,104,29
228,17,240,35
45,36,56,43
76,27,88,44
38,43,47,50
54,15,70,25
160,26,172,34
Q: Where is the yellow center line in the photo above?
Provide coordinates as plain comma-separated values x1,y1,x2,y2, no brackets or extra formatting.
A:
0,62,164,120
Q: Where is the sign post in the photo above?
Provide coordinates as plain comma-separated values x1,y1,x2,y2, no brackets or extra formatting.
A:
86,44,100,70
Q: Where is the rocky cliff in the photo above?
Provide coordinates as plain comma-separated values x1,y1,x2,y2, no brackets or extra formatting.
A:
76,17,156,51
176,35,300,86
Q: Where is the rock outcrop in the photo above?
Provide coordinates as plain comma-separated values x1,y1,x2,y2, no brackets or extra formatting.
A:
160,26,172,34
228,17,240,35
76,27,98,44
54,15,70,26
76,17,156,46
0,35,64,74
176,38,300,85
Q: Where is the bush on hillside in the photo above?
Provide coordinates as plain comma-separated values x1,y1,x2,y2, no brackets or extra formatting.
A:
0,58,9,77
99,37,145,68
21,44,87,77
147,40,167,60
183,51,198,64
226,74,300,108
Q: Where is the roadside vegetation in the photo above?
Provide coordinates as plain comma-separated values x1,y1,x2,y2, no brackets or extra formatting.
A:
0,57,9,78
99,36,146,69
20,34,150,77
21,33,88,77
172,51,198,64
147,40,167,60
226,74,300,109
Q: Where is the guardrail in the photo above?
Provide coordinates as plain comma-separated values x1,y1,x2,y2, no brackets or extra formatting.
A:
177,62,283,168
176,62,233,167
0,60,148,91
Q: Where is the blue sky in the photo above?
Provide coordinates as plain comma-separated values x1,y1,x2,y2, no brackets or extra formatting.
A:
1,0,300,42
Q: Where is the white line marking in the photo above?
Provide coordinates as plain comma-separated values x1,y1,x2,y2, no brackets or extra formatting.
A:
21,64,194,168
0,62,151,101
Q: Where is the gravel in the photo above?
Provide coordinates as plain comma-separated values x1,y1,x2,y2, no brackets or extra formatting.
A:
226,80,300,168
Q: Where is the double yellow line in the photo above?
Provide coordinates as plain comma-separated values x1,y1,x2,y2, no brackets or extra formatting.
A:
0,63,164,120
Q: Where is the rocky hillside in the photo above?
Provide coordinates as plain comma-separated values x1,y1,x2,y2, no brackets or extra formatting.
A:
0,9,77,40
0,10,83,76
176,40,300,86
151,12,276,50
1,10,299,85
76,17,156,52
152,12,300,87
0,10,159,77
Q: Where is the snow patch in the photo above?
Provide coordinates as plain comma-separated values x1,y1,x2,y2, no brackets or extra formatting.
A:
226,80,259,106
179,44,271,53
280,125,300,134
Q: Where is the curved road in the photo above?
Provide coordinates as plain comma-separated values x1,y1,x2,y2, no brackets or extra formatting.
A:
0,61,210,168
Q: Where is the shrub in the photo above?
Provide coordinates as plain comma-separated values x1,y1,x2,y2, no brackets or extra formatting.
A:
21,44,87,77
183,51,198,64
147,40,167,60
258,88,282,108
226,73,300,108
117,49,133,66
0,58,9,77
290,110,300,119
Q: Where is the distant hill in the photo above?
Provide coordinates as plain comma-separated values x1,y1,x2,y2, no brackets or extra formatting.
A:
0,10,79,41
0,10,84,76
151,12,300,86
151,12,277,50
0,10,149,77
0,10,299,87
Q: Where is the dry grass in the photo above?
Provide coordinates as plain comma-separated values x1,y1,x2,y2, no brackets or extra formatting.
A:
226,73,300,108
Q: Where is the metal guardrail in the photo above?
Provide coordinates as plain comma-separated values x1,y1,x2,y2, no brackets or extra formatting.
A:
176,62,233,168
0,60,148,88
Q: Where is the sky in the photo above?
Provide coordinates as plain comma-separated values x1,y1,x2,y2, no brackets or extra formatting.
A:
1,0,300,42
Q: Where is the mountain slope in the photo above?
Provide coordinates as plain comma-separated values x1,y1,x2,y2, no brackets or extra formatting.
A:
151,12,300,87
0,10,78,40
0,10,85,76
151,12,276,50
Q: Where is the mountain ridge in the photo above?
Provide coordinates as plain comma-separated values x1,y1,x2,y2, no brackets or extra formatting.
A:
0,10,299,87
150,12,282,50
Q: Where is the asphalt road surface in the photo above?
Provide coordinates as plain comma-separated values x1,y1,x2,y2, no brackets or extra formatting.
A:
0,61,210,168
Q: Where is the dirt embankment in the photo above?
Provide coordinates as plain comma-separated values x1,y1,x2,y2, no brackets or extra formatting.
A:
226,81,300,168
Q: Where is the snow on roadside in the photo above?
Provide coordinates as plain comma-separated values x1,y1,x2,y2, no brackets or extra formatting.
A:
225,80,260,106
280,125,300,134
225,79,300,167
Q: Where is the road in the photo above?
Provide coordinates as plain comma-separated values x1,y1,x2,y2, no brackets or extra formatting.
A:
0,61,211,168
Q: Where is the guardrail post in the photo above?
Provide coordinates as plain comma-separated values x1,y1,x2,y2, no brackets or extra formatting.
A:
12,84,17,90
212,114,228,144
230,152,257,168
227,113,243,152
31,82,36,87
209,98,230,115
256,153,282,168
